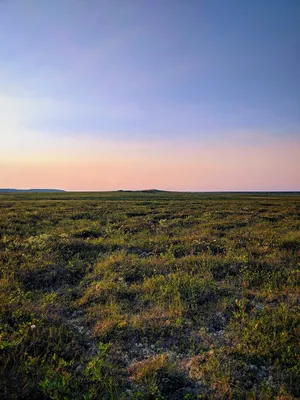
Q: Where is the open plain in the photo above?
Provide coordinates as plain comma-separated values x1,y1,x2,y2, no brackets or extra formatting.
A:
0,192,299,399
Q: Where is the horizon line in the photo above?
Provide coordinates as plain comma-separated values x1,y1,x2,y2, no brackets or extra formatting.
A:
1,188,300,193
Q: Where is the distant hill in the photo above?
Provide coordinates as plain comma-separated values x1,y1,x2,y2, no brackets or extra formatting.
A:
117,189,168,193
0,189,65,193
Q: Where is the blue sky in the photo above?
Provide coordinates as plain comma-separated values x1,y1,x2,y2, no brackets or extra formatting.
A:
0,0,299,190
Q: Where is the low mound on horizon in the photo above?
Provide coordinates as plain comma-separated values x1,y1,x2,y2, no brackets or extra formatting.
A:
0,188,65,193
117,189,169,193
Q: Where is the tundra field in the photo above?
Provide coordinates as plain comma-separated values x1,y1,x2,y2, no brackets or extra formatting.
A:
0,192,299,399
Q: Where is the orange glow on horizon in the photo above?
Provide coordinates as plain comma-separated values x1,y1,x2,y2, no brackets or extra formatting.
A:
1,138,299,191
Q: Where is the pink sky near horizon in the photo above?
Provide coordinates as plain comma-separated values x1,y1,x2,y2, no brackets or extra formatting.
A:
1,134,299,191
0,96,299,192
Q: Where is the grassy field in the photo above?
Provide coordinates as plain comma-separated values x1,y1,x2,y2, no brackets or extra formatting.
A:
0,192,299,399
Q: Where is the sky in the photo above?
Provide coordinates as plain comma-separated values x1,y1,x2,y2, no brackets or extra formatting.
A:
0,0,299,191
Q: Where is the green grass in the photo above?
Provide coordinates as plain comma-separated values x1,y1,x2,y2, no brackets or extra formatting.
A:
0,192,299,399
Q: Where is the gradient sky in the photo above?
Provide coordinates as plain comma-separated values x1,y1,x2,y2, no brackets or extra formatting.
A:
1,0,299,191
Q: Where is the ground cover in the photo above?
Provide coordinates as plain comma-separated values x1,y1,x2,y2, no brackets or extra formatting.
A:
0,192,299,399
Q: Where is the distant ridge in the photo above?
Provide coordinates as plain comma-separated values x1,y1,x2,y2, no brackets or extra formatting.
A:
0,189,65,193
117,189,168,193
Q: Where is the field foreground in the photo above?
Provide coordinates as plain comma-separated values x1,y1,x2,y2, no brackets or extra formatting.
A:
0,192,299,399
